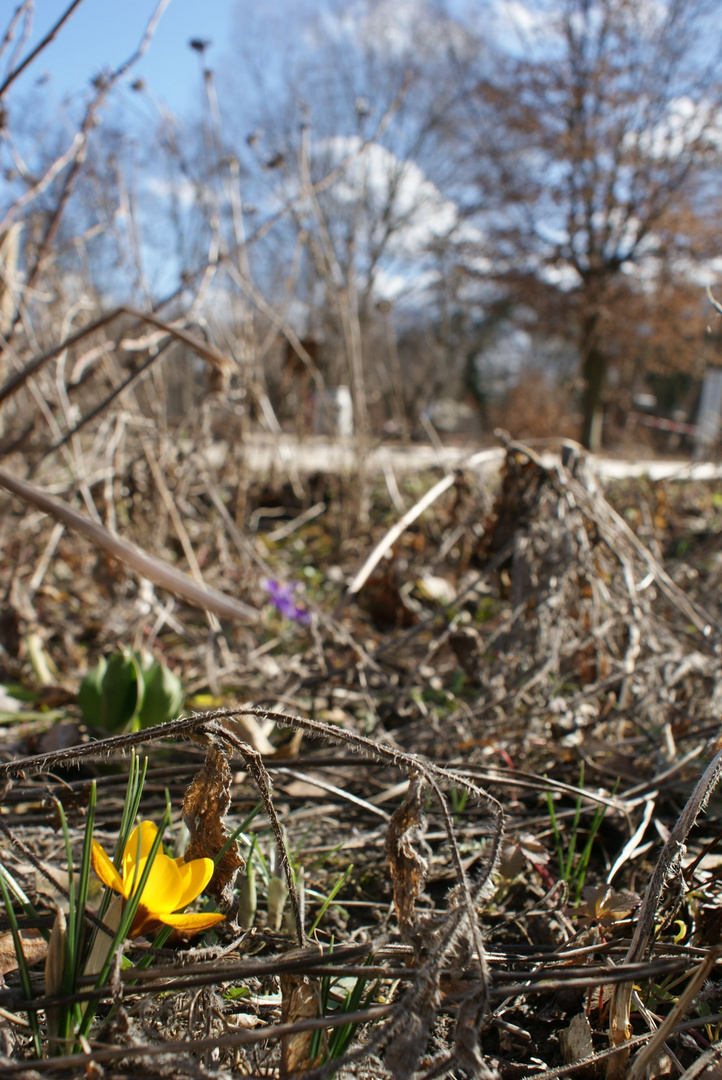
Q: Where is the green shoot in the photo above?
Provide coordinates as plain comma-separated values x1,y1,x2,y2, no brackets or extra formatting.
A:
47,783,97,1051
215,801,264,865
310,942,379,1068
309,865,352,936
545,765,612,902
450,784,470,820
0,870,42,1056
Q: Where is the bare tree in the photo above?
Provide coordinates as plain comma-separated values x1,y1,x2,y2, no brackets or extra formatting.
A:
460,0,722,449
220,0,482,438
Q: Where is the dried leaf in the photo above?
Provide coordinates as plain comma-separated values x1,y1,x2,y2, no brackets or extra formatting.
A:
233,1012,265,1029
83,895,123,985
182,742,244,910
280,953,321,1078
560,1012,594,1065
0,928,47,975
385,774,429,939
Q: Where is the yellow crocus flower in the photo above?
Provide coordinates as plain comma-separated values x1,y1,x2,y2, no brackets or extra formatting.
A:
91,820,225,939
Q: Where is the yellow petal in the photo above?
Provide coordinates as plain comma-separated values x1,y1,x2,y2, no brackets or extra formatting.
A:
90,841,124,895
131,853,183,916
161,911,226,936
122,821,158,883
175,858,215,911
128,904,157,939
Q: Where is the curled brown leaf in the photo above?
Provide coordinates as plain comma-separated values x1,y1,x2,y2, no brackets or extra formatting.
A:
182,742,245,913
385,774,429,941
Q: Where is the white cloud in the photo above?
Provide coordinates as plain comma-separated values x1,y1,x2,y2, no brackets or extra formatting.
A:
373,264,430,301
498,0,550,40
540,263,580,291
668,254,722,289
304,135,486,302
633,96,722,161
314,0,470,63
318,136,477,255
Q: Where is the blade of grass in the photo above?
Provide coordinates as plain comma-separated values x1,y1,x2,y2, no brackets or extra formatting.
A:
563,762,585,881
253,836,270,887
0,869,42,1056
55,801,76,979
72,781,96,986
0,861,41,920
310,937,335,1061
115,752,149,863
327,976,379,1059
309,865,352,936
215,801,264,865
572,800,608,902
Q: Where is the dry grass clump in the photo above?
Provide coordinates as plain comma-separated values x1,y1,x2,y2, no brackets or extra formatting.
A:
2,437,722,1079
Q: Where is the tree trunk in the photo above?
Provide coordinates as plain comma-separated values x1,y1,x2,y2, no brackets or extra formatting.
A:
578,305,607,452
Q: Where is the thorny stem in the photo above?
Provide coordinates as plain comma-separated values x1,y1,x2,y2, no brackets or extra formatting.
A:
0,705,505,1075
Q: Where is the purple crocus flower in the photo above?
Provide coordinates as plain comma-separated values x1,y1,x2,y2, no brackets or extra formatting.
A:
263,579,311,624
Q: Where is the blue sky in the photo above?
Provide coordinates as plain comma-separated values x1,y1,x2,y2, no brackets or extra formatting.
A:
6,0,238,113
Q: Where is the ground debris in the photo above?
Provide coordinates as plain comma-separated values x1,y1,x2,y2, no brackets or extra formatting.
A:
3,439,722,1078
